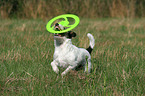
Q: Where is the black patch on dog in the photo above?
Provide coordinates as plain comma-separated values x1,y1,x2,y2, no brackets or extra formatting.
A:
66,31,76,39
86,46,93,54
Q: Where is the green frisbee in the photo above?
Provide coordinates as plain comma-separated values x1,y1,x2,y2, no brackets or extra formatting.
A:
46,14,80,33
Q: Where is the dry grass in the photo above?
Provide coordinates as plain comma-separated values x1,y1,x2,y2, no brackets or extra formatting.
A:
0,0,145,19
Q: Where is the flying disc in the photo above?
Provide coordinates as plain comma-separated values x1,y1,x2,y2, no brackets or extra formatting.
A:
46,14,80,33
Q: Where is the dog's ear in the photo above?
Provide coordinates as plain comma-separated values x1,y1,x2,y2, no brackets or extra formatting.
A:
70,31,76,37
67,31,76,38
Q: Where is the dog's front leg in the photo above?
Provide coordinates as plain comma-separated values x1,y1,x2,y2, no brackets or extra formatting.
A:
51,61,59,74
61,66,74,77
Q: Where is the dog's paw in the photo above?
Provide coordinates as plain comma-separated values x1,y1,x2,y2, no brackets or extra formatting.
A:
52,66,59,74
51,62,59,74
54,68,59,74
61,72,66,77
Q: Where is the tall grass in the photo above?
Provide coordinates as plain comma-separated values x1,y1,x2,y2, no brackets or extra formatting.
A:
0,0,145,19
0,18,145,95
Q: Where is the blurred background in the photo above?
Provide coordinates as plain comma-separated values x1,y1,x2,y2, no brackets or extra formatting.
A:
1,0,145,19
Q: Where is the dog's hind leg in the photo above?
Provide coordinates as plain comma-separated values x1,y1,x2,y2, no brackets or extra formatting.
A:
85,56,91,73
51,61,59,74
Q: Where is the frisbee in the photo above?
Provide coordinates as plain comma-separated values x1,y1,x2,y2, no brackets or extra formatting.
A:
46,14,80,33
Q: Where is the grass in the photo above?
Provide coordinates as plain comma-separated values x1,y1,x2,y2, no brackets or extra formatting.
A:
0,18,145,96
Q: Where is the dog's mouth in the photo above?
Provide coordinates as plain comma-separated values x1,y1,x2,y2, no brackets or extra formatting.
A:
55,26,61,31
54,24,65,37
54,23,62,31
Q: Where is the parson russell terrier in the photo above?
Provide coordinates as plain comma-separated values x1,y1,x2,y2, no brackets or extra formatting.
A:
51,23,95,76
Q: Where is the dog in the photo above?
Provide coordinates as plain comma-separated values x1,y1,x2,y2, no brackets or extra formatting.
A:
51,23,95,76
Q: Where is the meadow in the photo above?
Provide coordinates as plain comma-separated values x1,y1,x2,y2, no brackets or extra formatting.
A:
0,18,145,95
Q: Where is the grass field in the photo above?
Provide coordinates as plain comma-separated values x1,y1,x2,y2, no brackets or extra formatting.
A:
0,18,145,96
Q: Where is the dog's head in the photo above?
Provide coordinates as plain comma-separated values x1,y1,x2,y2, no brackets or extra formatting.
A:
53,23,76,46
54,23,76,39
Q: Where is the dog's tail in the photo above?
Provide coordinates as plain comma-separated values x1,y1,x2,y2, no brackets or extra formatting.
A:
86,33,95,54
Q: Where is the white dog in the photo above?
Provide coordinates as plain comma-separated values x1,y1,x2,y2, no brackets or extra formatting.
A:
51,23,95,76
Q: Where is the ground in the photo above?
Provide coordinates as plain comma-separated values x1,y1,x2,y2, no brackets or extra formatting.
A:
0,18,145,95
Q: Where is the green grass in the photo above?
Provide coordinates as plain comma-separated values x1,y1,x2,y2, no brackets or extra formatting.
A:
0,18,145,96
